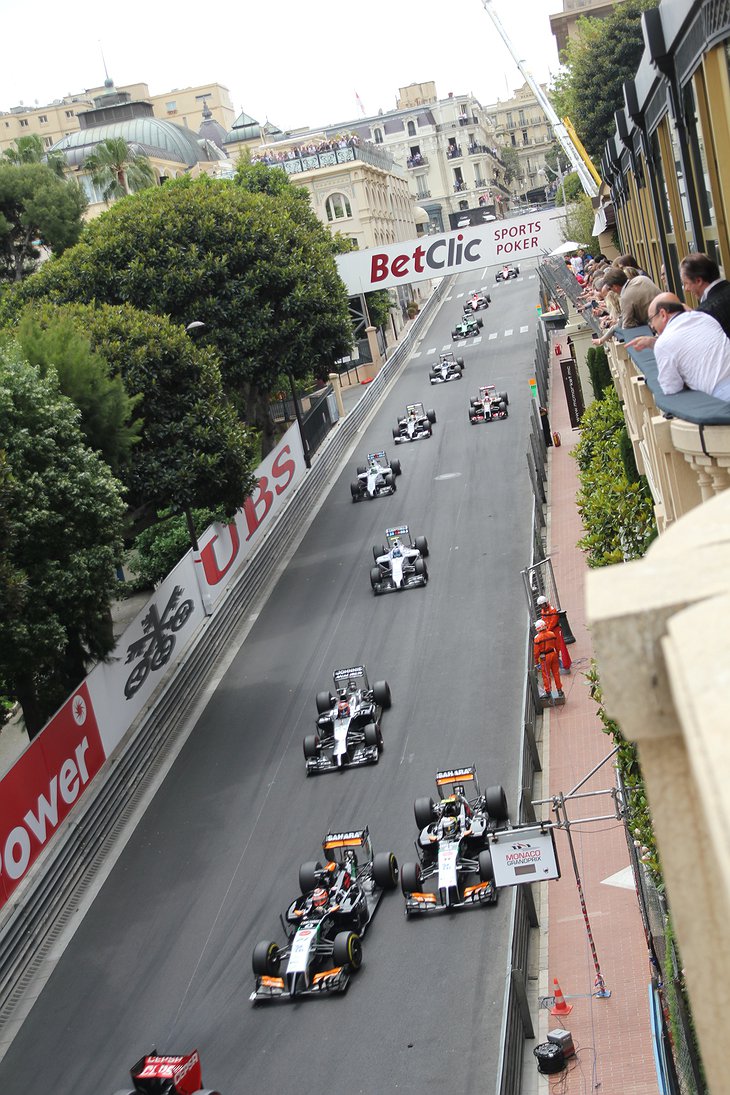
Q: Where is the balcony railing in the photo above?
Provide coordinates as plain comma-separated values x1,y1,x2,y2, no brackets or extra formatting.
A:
415,189,431,198
271,143,403,177
407,155,428,169
446,146,463,160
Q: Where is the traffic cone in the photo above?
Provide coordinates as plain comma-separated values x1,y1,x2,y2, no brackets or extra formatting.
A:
550,977,573,1015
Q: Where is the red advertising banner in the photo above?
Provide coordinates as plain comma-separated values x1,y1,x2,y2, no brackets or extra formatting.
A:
0,684,105,905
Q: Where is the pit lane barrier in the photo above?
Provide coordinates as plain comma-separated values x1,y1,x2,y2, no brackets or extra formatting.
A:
0,280,449,1032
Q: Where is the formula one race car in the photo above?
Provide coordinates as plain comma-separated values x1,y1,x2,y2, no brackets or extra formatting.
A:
350,450,402,502
250,828,398,1002
469,385,509,424
495,264,519,281
304,664,391,775
429,351,464,384
400,766,510,915
463,290,491,312
451,314,483,340
392,402,436,443
113,1049,220,1095
370,524,429,595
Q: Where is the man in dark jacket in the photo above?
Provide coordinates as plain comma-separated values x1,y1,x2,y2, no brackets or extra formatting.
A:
680,253,730,339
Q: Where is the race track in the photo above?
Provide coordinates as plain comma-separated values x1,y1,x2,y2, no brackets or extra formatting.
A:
0,263,542,1095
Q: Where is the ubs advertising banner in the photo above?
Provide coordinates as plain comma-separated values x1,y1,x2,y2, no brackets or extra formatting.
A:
336,210,566,294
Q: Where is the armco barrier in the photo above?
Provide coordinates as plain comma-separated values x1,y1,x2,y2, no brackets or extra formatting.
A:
0,280,448,1031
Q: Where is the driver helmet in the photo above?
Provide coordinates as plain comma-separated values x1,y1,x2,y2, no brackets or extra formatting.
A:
442,796,459,817
311,887,328,908
442,817,458,839
369,458,378,470
338,700,350,718
391,544,402,558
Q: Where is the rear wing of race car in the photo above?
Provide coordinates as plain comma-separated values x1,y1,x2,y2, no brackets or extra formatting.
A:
405,403,426,416
385,525,410,548
322,827,372,865
435,766,480,801
333,665,367,691
130,1050,203,1095
367,450,387,462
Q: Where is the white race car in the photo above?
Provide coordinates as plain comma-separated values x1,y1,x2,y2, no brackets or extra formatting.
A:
469,385,509,424
392,402,436,443
429,352,464,384
304,665,391,775
463,290,491,312
350,450,402,502
495,264,519,282
370,524,429,595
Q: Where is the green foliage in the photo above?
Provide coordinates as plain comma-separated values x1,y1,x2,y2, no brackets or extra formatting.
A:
550,0,658,164
586,345,613,399
234,158,292,196
555,172,582,204
128,507,220,590
0,342,125,736
11,175,352,449
15,301,257,518
498,146,521,185
3,134,65,178
544,143,571,178
11,306,142,473
0,161,87,282
573,387,656,565
563,192,600,254
82,137,156,200
366,290,392,330
618,425,640,484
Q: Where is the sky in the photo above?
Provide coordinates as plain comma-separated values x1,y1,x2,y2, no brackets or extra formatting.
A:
0,0,565,131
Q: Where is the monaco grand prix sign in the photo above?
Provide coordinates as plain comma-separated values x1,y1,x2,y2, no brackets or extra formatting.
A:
336,212,561,295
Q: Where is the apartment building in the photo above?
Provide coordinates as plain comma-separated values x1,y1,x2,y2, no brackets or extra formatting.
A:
549,0,627,57
486,82,557,204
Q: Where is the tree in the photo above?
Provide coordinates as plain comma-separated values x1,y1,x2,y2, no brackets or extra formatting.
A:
0,162,87,282
3,133,66,178
11,306,142,474
234,157,292,196
543,143,571,180
0,342,126,736
11,175,353,452
555,172,583,204
562,192,600,253
499,146,521,185
550,0,658,164
12,301,257,521
82,137,156,201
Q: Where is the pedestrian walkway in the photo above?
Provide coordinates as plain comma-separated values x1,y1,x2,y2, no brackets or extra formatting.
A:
532,353,657,1092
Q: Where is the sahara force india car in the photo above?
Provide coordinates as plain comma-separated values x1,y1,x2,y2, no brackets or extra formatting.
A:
495,263,520,281
429,351,464,384
400,766,510,915
304,664,391,774
250,828,398,1002
113,1049,220,1095
469,385,509,424
463,289,491,312
451,313,483,340
350,450,402,502
393,402,436,443
370,524,429,595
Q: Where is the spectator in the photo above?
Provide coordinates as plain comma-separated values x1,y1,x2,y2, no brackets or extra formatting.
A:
679,252,730,340
616,253,649,276
592,266,661,344
631,293,730,400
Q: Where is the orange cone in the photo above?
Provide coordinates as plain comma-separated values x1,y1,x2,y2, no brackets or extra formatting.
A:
550,977,573,1015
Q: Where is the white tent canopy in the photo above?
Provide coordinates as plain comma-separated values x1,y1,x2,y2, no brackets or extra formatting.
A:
550,241,587,256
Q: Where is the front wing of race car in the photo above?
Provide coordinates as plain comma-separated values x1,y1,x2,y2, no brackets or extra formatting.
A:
305,739,380,775
429,370,461,384
251,965,351,1003
403,878,497,915
371,570,427,595
393,425,431,443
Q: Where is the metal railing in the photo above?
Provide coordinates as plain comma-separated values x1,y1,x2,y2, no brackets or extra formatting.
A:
0,281,449,1032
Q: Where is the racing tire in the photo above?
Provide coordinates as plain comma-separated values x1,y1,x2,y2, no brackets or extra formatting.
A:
298,861,322,894
414,557,428,581
363,721,379,749
469,397,477,407
457,357,465,367
414,535,429,557
477,318,484,329
429,370,437,381
316,690,335,714
111,1090,136,1095
392,427,400,440
401,861,423,895
451,331,458,340
414,796,436,830
333,930,362,971
514,266,519,274
485,784,509,822
373,851,399,890
390,459,402,477
499,402,507,416
350,482,362,501
372,679,391,709
252,940,281,976
370,566,382,591
500,391,509,405
479,849,495,883
469,414,477,424
356,464,366,475
372,544,385,562
487,294,492,303
303,734,320,759
385,472,396,489
427,409,436,424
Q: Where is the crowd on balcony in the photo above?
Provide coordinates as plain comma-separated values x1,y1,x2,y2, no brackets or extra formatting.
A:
446,145,462,160
407,152,425,167
453,180,467,193
251,133,362,165
571,250,730,403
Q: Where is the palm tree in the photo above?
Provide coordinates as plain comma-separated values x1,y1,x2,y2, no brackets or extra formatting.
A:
3,134,66,178
83,138,156,202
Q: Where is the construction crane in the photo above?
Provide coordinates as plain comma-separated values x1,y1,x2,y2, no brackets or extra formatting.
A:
481,0,599,198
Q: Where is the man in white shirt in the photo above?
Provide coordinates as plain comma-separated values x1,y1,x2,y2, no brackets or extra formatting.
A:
644,293,730,400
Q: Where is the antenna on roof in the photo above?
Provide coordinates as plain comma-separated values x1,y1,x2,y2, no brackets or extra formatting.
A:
99,40,110,82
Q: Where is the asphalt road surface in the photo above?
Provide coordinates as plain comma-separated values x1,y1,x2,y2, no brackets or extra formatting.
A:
0,263,541,1095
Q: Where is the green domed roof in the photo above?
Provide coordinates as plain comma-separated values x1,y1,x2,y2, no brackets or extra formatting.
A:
52,116,224,167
